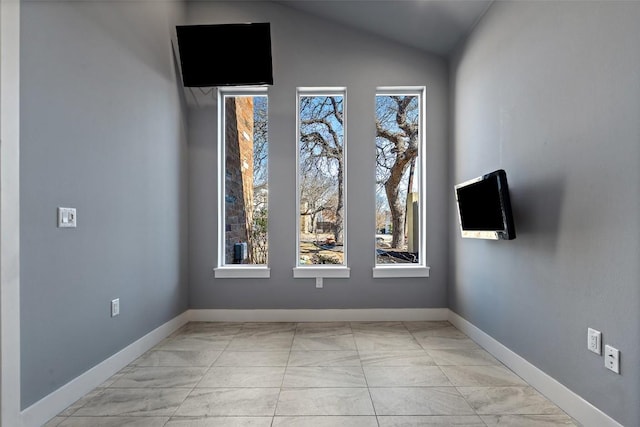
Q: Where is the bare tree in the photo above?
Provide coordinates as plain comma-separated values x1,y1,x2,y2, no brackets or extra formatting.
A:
299,96,344,243
299,172,335,232
253,96,268,187
250,96,269,263
376,96,419,249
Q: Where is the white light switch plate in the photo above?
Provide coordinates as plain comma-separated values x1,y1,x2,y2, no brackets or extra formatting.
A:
58,207,77,228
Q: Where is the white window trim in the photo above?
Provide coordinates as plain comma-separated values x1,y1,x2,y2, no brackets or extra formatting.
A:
294,87,350,279
372,86,430,279
373,265,430,278
215,86,270,279
214,265,271,279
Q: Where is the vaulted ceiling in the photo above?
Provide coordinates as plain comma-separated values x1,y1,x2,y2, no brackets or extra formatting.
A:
276,0,493,57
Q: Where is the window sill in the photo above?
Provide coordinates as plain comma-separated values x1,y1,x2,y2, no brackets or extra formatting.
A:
372,265,430,278
214,266,271,279
293,266,351,279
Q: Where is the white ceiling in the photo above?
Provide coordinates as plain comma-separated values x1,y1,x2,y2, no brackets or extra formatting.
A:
276,0,493,57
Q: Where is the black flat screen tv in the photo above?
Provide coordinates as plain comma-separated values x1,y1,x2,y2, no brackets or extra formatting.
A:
175,23,273,87
455,169,516,240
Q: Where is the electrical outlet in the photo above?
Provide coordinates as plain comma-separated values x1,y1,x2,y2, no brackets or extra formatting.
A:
587,328,601,354
111,298,120,317
604,345,620,374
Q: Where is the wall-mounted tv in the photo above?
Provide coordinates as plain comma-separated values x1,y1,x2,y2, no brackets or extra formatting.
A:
175,23,273,87
455,169,516,240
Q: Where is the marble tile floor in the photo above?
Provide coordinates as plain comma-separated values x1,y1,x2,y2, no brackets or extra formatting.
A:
44,321,580,427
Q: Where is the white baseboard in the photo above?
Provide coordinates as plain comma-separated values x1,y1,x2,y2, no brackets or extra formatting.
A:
187,308,450,322
448,311,622,427
21,312,190,427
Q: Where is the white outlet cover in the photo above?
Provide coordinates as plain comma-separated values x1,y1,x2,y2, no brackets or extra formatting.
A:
587,328,601,354
111,298,120,317
604,345,620,374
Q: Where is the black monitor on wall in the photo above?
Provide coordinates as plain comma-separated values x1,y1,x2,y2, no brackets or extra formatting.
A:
175,23,273,87
455,169,516,240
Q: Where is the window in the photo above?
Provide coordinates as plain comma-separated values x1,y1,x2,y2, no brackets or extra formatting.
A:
215,88,269,278
294,88,349,278
374,87,429,278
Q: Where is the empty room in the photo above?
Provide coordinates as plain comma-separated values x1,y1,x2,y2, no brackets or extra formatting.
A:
1,0,638,426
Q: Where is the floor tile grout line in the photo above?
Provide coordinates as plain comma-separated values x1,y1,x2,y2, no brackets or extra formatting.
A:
162,322,238,424
272,322,297,419
353,321,382,424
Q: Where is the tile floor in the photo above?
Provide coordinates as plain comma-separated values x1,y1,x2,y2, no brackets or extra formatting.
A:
45,321,580,426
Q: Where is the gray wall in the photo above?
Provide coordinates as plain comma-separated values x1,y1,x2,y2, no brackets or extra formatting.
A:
20,1,188,408
449,2,640,425
187,1,450,309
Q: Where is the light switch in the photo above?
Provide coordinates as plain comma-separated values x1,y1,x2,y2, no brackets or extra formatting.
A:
58,207,77,228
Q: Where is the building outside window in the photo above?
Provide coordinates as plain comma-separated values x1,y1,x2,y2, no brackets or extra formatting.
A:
215,88,269,278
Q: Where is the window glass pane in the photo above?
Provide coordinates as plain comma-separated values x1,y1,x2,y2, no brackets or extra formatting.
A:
375,93,421,265
298,93,345,266
223,94,268,265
